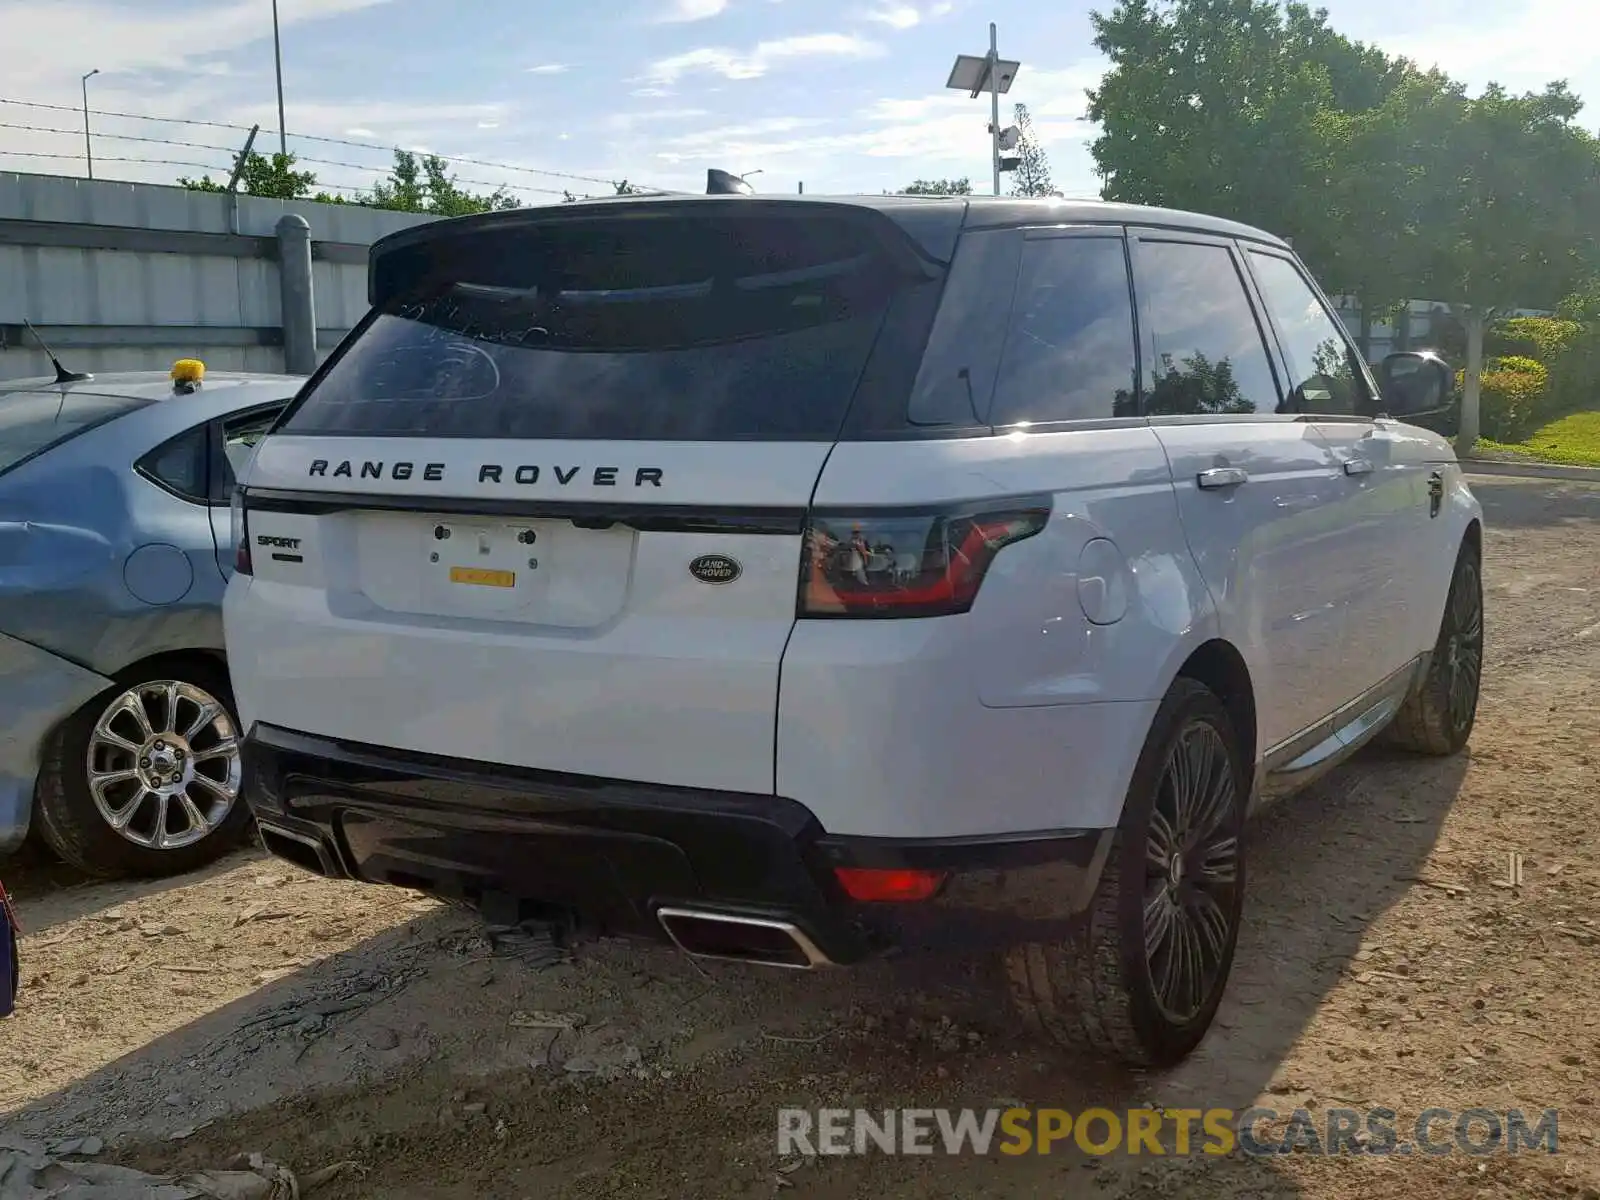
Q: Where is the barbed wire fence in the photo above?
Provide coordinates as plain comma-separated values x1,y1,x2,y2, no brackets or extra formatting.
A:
0,96,681,204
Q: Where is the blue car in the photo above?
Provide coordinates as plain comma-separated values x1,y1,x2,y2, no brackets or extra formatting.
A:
0,359,297,878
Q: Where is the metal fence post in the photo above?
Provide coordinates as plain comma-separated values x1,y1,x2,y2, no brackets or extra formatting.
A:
276,213,316,375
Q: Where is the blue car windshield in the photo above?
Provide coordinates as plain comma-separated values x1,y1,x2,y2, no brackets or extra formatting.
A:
0,390,150,476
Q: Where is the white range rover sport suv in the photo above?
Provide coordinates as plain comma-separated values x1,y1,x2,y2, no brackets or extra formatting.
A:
224,194,1483,1066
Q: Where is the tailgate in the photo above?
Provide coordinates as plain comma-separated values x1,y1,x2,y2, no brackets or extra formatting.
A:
233,436,827,794
224,200,944,794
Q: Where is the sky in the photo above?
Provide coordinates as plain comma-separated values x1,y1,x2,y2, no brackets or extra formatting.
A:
0,0,1596,204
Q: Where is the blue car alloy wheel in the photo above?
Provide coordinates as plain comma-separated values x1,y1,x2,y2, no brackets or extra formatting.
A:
33,659,253,879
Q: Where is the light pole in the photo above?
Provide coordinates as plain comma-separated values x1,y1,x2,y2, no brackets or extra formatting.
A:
80,69,99,180
945,25,1021,196
271,0,287,156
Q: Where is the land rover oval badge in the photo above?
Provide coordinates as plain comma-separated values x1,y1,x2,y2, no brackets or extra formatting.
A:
689,553,741,585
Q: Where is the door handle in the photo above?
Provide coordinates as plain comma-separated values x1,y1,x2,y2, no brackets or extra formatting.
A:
1342,456,1374,476
1196,467,1248,489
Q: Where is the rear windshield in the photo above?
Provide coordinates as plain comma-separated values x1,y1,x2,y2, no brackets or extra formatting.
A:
282,212,911,441
0,390,149,476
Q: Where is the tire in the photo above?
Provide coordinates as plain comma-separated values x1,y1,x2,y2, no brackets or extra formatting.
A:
1005,677,1248,1067
1381,538,1483,757
34,657,253,879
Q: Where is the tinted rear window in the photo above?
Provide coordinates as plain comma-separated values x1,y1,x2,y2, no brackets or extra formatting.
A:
283,213,912,441
0,390,148,475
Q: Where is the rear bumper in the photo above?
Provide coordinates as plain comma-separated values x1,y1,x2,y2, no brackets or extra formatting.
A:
242,723,1113,963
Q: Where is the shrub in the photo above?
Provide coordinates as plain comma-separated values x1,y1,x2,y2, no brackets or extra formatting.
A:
1543,320,1600,419
1455,356,1549,442
1487,316,1584,363
1558,278,1600,323
1493,354,1548,378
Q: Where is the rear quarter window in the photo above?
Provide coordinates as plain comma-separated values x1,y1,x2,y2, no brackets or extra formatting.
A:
283,212,917,442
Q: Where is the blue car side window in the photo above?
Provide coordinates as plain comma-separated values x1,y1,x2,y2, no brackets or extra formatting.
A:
136,425,209,505
208,407,285,504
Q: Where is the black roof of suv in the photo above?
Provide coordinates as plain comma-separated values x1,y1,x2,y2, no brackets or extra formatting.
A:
366,193,1291,288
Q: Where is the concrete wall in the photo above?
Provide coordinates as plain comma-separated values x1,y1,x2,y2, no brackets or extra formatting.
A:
0,171,438,383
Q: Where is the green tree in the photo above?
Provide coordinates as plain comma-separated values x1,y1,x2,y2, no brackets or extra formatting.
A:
1087,0,1600,446
364,148,426,211
900,178,973,196
362,149,522,215
1007,104,1055,197
1087,0,1410,292
1316,67,1461,354
1398,82,1600,451
178,150,319,200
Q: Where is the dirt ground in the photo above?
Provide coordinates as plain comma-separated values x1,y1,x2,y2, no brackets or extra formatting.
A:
3,472,1599,1200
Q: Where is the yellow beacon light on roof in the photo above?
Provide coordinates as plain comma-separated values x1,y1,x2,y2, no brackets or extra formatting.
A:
170,358,205,393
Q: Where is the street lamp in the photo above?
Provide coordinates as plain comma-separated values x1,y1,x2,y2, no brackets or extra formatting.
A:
80,69,99,180
271,0,287,156
945,24,1021,196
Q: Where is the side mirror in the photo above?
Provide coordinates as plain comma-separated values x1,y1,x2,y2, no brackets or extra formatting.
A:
1378,350,1454,418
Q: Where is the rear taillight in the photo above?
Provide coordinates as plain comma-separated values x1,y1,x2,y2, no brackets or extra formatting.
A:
799,500,1050,619
231,489,252,575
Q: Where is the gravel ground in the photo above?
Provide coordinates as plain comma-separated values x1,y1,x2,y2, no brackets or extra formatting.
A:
2,473,1598,1200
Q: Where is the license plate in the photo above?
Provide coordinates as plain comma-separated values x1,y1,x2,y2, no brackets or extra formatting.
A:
449,566,516,588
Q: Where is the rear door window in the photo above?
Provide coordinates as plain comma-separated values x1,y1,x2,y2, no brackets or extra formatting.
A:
282,213,916,442
989,233,1138,425
1133,239,1281,416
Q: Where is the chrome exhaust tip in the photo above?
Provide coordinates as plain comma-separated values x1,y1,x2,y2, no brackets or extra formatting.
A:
655,906,833,970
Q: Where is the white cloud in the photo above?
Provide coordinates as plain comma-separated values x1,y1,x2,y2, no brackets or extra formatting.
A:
280,99,511,136
0,1,676,205
863,2,953,30
658,115,831,149
660,0,729,22
603,107,714,134
866,4,921,29
647,33,884,84
1359,0,1599,97
646,59,1104,195
0,0,393,95
525,63,569,75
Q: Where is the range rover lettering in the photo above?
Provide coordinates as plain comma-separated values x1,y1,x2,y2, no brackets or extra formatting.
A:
223,194,1480,1066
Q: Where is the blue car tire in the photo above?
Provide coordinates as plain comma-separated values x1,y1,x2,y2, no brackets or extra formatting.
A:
33,656,253,879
